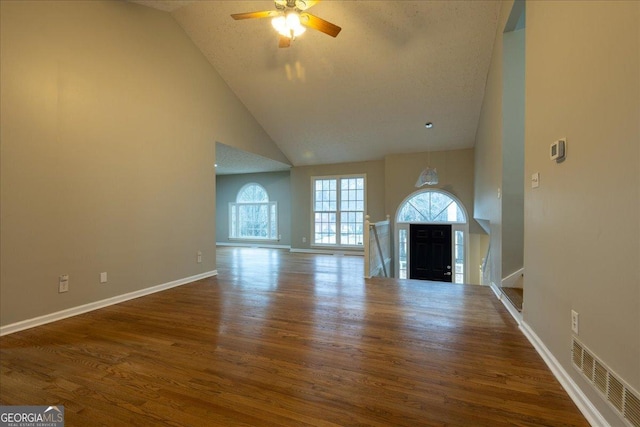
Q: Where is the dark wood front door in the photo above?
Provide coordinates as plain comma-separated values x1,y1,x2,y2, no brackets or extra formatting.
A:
409,224,452,282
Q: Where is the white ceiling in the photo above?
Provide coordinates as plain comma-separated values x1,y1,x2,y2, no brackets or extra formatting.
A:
132,0,500,172
215,142,291,175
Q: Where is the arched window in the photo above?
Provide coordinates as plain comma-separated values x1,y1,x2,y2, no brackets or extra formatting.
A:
395,189,468,283
237,184,268,203
397,191,466,223
229,183,278,240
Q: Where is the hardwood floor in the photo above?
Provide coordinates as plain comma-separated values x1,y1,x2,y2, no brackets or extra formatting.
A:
1,247,588,426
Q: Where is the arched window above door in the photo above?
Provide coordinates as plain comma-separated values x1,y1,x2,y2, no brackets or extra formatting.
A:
397,190,466,224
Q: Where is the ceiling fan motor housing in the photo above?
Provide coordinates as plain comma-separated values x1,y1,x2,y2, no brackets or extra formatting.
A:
277,0,311,12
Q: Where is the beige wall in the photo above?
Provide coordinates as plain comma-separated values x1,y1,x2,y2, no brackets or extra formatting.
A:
290,160,385,251
524,1,639,422
0,1,283,326
478,0,639,424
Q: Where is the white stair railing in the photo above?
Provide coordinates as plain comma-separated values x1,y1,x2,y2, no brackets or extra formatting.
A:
364,215,392,279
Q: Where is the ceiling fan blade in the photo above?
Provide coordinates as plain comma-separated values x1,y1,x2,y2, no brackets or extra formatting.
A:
278,35,291,48
231,10,279,20
300,13,341,37
296,0,320,10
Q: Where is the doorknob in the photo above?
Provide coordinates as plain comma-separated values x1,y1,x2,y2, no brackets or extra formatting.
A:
447,265,451,269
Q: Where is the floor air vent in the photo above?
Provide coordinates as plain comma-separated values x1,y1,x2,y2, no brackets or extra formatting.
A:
572,338,640,427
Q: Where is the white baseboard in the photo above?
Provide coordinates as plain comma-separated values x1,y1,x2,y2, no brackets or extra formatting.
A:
290,248,364,256
0,270,218,337
520,322,609,427
216,242,291,249
489,281,522,325
489,281,501,297
501,268,524,288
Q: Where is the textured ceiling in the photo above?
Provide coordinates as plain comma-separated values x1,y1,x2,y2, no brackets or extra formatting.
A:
132,1,500,171
130,0,194,12
215,142,291,175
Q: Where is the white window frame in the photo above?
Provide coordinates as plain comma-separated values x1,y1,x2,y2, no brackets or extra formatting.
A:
395,189,469,284
229,183,278,241
311,174,366,248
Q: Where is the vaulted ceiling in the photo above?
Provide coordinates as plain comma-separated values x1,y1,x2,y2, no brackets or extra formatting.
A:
132,1,501,172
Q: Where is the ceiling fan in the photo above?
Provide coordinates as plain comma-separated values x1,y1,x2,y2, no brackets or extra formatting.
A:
231,0,342,48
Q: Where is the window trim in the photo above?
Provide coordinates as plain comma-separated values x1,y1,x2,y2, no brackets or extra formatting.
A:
310,174,367,248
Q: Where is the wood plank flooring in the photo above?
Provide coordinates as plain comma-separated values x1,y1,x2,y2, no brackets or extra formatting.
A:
1,247,588,426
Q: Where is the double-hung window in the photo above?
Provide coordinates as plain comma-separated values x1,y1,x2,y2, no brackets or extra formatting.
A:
229,183,277,240
312,175,365,246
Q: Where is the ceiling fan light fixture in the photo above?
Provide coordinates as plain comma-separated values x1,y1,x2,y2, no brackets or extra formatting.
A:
272,12,306,38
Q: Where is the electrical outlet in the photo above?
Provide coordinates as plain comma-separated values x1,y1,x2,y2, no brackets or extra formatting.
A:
571,310,579,334
58,275,69,293
197,251,202,263
100,272,107,283
302,237,306,243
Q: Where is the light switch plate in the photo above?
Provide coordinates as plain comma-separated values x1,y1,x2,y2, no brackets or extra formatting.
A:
531,172,540,188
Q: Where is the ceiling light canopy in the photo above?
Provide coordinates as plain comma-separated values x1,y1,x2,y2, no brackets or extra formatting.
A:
272,11,306,38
